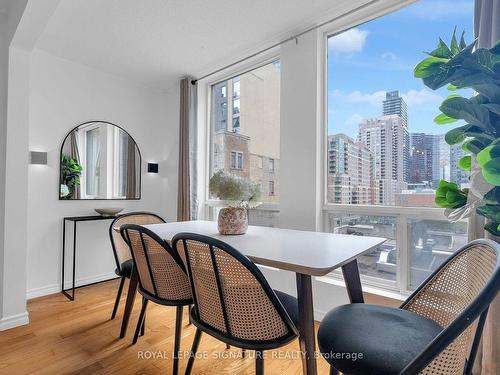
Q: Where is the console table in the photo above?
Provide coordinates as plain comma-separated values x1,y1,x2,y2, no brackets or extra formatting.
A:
61,215,120,301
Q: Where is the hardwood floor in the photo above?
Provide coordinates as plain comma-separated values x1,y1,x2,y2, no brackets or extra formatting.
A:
0,280,338,375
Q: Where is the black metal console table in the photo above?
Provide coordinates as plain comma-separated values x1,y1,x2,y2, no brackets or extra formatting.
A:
62,215,120,301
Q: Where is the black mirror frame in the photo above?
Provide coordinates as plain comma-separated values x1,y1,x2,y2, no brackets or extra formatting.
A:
59,120,142,201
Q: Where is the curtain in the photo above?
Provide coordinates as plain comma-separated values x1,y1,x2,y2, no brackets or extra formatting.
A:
125,136,137,199
177,77,198,221
472,1,500,374
69,131,81,199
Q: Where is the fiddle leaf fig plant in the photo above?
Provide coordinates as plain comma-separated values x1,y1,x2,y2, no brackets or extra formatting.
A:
60,155,82,199
414,29,500,236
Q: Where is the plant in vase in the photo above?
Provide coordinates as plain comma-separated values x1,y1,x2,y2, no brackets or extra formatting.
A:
209,170,261,234
414,30,500,235
60,155,82,199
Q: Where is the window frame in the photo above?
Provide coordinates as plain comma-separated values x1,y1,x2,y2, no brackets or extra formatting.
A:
319,3,470,296
198,53,281,218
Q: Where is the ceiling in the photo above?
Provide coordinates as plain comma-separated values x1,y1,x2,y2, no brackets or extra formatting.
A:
35,0,369,91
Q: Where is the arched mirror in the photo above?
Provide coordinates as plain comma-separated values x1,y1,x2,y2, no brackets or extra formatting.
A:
60,121,141,200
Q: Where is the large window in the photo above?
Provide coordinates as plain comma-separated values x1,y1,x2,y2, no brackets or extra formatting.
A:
209,60,281,226
325,0,473,293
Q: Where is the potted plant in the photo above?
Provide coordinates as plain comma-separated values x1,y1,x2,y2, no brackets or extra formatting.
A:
414,30,500,236
209,170,261,234
60,155,83,199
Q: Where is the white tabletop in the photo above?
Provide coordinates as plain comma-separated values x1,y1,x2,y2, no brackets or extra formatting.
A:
145,220,386,276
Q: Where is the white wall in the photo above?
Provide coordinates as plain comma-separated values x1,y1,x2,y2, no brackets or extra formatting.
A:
26,49,179,298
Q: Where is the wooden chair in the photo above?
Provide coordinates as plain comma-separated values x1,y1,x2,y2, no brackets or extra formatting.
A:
108,212,165,321
120,224,193,375
172,232,300,375
317,239,500,375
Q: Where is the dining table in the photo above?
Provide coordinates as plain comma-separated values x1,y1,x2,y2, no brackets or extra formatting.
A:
118,220,386,375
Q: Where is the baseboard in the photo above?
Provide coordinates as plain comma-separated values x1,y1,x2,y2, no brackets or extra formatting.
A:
27,272,118,300
0,311,29,331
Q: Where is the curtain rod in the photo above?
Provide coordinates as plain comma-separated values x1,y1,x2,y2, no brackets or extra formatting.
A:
190,0,381,85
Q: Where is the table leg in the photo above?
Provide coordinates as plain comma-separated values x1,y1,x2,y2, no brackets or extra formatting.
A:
296,273,317,375
61,219,66,294
341,259,364,303
120,268,139,338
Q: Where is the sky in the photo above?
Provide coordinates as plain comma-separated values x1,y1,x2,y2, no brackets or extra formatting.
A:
327,0,474,138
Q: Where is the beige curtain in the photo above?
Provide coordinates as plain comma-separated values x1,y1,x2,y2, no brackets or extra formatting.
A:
472,1,500,374
177,77,197,221
69,131,81,199
125,137,137,199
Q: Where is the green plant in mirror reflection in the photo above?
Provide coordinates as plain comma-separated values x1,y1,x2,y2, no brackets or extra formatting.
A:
60,155,83,199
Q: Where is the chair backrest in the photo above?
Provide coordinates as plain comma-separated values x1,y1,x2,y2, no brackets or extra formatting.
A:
120,224,191,303
172,233,298,346
400,239,500,375
109,212,165,273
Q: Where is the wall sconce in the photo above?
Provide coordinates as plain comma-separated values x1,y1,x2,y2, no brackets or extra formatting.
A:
147,162,159,173
30,151,47,165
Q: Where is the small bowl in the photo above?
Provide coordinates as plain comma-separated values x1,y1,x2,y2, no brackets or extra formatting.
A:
95,208,123,217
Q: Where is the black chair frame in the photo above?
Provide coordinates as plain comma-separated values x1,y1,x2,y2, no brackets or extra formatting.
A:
398,238,500,375
172,232,299,375
108,211,165,320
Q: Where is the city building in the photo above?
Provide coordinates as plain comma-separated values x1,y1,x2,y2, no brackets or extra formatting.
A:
358,115,407,205
383,91,410,182
211,63,281,203
327,134,373,204
409,133,442,188
450,144,470,188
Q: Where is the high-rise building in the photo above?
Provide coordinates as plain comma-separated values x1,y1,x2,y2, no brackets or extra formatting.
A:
409,133,442,188
211,62,281,203
358,115,407,205
450,144,470,188
327,134,373,204
383,91,410,183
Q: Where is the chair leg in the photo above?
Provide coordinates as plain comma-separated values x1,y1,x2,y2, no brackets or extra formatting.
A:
242,349,246,358
255,350,264,375
132,297,148,345
185,328,202,375
187,304,192,325
329,366,339,375
172,306,183,375
140,309,146,336
111,277,126,320
226,343,231,350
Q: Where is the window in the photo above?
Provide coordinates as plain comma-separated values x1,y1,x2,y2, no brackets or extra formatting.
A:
209,60,281,225
230,151,243,170
269,181,275,196
269,158,275,172
84,127,100,196
324,0,473,294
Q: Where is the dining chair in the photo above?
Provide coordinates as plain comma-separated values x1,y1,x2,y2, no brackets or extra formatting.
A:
120,224,193,375
172,232,300,375
317,238,500,375
108,212,165,320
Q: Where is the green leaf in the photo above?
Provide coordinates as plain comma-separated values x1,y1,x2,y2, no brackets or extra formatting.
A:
477,145,500,166
439,97,490,127
484,187,500,205
459,30,467,50
450,27,460,55
458,155,471,171
484,221,500,236
483,103,500,115
445,125,469,145
427,38,452,58
447,84,459,91
482,157,500,185
473,84,500,102
414,57,448,78
462,138,487,154
434,112,458,124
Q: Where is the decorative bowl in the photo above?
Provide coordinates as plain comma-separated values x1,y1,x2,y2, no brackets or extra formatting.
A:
94,208,123,217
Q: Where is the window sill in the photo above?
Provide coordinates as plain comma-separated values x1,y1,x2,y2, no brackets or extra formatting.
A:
315,276,408,302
